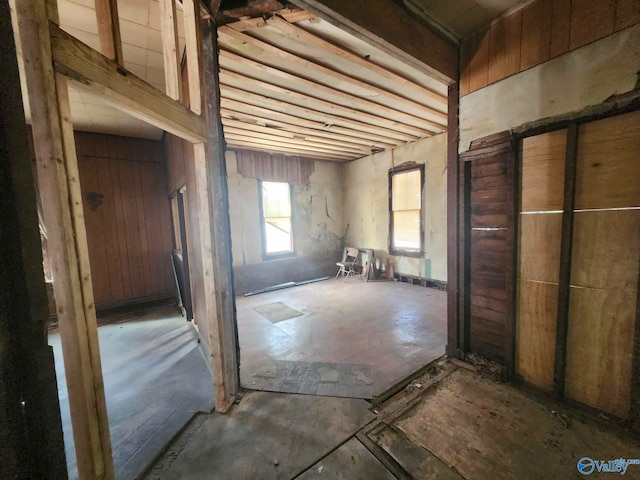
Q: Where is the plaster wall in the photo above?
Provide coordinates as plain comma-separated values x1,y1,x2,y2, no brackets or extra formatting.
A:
459,24,640,152
343,134,447,281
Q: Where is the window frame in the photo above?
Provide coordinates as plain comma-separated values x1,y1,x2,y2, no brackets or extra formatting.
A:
258,179,296,260
388,164,425,257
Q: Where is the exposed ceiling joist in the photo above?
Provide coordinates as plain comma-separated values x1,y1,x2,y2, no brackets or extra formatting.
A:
218,26,444,124
221,84,420,142
220,49,446,130
225,141,355,161
264,15,447,107
226,144,351,162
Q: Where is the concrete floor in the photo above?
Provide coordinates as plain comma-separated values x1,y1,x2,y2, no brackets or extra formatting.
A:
236,278,447,397
49,305,213,480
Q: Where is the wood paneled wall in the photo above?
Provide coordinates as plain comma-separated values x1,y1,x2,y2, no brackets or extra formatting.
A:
460,0,640,95
75,132,174,308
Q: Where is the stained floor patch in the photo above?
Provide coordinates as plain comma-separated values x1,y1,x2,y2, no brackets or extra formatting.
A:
247,360,373,399
253,302,304,323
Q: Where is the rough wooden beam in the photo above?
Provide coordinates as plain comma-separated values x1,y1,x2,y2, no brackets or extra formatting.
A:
553,124,578,398
221,104,397,148
49,23,207,143
220,49,445,130
217,0,284,22
183,0,202,113
0,1,67,476
14,1,114,478
276,8,315,23
223,131,360,158
221,84,419,142
266,15,447,108
94,0,123,65
201,18,241,412
289,0,457,83
159,0,183,101
218,26,445,123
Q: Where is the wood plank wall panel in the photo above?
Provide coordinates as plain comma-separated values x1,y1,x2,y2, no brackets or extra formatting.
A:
517,130,566,390
75,132,174,308
487,10,522,85
460,0,639,95
566,211,639,418
569,0,616,50
462,135,516,364
574,111,640,210
520,0,552,71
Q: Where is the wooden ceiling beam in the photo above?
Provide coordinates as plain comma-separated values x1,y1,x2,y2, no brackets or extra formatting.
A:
222,118,377,151
289,0,457,82
225,138,356,161
220,50,445,131
224,132,359,157
219,70,435,137
49,23,207,143
221,84,419,142
265,15,447,108
226,144,350,162
222,107,400,149
223,125,369,154
218,26,446,121
221,101,399,147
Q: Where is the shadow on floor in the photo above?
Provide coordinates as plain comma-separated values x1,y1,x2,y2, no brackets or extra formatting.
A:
48,304,213,480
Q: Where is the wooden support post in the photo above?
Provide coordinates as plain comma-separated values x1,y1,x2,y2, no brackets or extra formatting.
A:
14,1,114,478
159,0,183,101
183,0,203,114
1,1,67,477
553,123,579,398
446,83,461,358
94,0,123,65
200,17,241,411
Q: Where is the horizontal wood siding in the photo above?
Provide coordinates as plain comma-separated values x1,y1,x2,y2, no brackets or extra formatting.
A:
75,132,174,308
462,133,516,364
460,0,640,96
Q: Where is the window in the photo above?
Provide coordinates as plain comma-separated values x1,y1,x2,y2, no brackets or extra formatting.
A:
260,181,294,256
389,166,424,255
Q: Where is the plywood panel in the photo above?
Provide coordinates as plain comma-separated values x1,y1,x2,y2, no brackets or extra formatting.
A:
566,287,636,418
468,30,490,92
521,129,567,212
569,0,616,50
615,0,640,31
575,110,640,210
487,10,523,84
517,281,558,390
519,213,562,283
550,0,571,58
520,0,552,70
571,210,640,291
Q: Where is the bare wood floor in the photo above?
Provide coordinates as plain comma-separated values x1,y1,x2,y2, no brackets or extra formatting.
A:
236,278,447,397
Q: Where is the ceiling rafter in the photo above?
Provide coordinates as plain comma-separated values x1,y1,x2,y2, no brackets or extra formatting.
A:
226,144,351,162
219,49,445,131
225,140,356,161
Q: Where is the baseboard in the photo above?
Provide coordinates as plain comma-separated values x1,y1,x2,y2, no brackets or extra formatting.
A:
393,274,447,290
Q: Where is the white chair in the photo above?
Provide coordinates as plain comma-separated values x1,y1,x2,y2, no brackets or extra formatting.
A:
335,247,359,282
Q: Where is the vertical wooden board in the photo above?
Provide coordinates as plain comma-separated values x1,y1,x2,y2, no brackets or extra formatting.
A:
575,111,640,210
468,30,490,93
569,0,616,50
133,161,153,296
521,129,567,212
615,0,640,31
78,156,111,305
487,10,523,84
549,0,571,58
517,281,558,390
141,162,165,296
155,165,175,293
520,0,552,70
570,211,640,291
566,287,636,418
519,213,562,283
109,159,133,300
459,36,473,96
